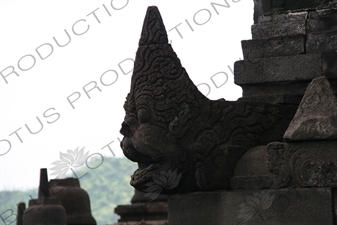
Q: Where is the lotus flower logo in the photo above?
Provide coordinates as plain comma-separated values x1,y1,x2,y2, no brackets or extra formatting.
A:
143,169,182,201
50,147,89,178
237,190,275,222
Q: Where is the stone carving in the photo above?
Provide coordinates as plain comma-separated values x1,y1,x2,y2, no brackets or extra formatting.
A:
120,6,295,193
284,76,337,141
230,144,293,190
232,76,337,189
233,141,337,189
266,142,290,188
160,1,337,223
290,141,337,187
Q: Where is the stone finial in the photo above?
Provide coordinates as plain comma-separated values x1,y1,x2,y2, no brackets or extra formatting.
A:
38,168,50,198
284,76,337,141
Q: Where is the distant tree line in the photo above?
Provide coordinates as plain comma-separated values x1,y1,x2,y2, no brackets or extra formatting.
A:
0,157,137,224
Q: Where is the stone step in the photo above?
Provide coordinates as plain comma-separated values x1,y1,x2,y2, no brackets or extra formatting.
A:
259,0,331,15
249,29,337,57
114,203,168,223
242,35,305,59
307,8,337,33
235,54,320,85
258,11,308,24
238,94,304,105
252,19,306,39
253,8,337,39
234,53,337,85
307,30,337,53
241,83,310,97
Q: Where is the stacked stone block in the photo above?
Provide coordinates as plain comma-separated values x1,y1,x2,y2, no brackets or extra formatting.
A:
235,0,337,104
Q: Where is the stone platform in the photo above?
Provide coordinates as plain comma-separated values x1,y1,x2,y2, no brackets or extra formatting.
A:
113,202,168,225
168,188,335,225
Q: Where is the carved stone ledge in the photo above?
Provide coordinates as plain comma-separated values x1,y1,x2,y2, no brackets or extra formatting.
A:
232,140,337,189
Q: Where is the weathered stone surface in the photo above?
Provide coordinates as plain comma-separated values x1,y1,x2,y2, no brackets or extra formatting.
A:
113,190,168,225
242,35,305,59
274,141,337,187
233,140,337,189
288,141,337,187
258,12,308,23
234,54,322,85
238,94,303,104
239,83,310,104
251,20,306,39
323,51,337,78
114,202,168,225
168,188,334,225
230,146,281,190
120,6,295,193
241,83,309,97
264,55,323,83
284,76,337,141
334,189,337,225
307,31,337,53
307,9,337,33
260,0,331,14
310,8,337,19
235,53,337,103
256,7,337,31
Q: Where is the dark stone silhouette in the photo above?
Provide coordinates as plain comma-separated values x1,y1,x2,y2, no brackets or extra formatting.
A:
114,189,168,225
49,178,97,225
16,202,25,225
38,168,50,198
120,6,296,194
131,189,167,203
23,198,67,225
20,169,96,225
23,169,67,225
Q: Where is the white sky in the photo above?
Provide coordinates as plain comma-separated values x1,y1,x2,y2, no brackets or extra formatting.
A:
0,0,253,190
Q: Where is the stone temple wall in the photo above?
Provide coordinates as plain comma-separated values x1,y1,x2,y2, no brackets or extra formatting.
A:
236,0,337,104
